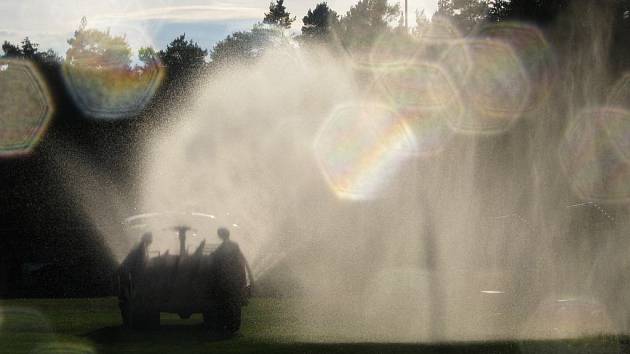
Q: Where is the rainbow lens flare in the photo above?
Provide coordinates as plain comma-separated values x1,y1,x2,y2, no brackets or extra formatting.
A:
605,73,630,162
375,62,458,157
481,22,554,111
559,108,630,203
0,59,53,156
416,15,462,45
61,22,164,120
443,39,531,134
63,62,164,120
313,104,416,200
368,33,419,68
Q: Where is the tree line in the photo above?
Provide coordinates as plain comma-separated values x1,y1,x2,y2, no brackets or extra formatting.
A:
5,0,630,99
4,0,630,297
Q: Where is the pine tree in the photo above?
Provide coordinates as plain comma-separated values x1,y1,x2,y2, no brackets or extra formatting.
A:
301,2,340,40
263,0,296,28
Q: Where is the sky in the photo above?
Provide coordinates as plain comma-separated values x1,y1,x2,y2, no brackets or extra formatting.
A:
0,0,438,58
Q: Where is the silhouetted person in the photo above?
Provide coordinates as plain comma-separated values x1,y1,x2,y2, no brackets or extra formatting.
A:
120,232,152,275
139,232,153,259
116,232,152,325
210,227,250,335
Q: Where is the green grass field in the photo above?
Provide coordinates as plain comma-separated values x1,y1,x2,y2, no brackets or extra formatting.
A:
0,297,626,354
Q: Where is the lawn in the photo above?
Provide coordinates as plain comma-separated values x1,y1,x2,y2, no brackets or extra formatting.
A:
0,297,626,353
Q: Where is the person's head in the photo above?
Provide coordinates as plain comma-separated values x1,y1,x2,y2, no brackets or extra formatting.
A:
141,232,153,244
217,227,230,241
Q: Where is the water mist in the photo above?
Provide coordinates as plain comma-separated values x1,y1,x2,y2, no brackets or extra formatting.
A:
56,1,630,345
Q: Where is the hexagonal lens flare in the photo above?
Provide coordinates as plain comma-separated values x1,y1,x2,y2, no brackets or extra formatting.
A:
63,62,164,120
559,108,630,203
416,15,462,45
375,62,459,157
368,33,419,68
480,22,554,111
376,62,455,111
604,73,630,162
0,59,53,156
313,104,416,200
62,23,164,120
443,39,531,134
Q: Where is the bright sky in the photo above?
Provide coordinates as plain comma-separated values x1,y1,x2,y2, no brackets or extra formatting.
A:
0,0,438,58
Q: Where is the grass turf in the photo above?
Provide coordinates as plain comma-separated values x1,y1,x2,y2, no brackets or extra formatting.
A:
0,297,626,353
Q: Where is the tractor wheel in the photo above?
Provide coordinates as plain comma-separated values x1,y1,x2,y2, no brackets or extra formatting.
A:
120,296,159,329
119,273,135,328
204,298,241,334
203,311,218,331
214,300,242,333
178,312,192,319
119,297,133,327
133,309,160,330
225,302,242,333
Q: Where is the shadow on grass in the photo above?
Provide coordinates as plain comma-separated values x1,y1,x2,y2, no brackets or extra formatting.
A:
84,324,629,354
85,327,515,353
85,324,233,343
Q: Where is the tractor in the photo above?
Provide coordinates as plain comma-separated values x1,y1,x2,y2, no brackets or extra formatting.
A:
114,215,251,332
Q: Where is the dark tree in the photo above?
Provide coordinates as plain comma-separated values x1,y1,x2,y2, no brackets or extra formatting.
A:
138,46,159,67
301,2,340,40
605,0,630,73
37,49,63,65
210,30,258,65
338,0,400,48
435,0,489,33
148,34,208,117
487,0,510,22
210,25,283,66
2,37,62,64
19,37,38,58
263,0,296,28
436,0,572,28
487,0,570,24
2,41,23,57
158,34,207,76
